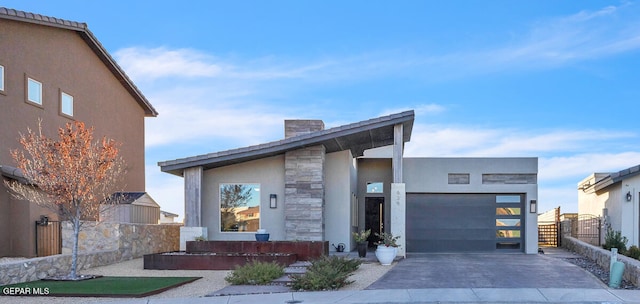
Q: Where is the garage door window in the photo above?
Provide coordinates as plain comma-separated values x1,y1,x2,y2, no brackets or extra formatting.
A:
496,208,520,215
495,195,523,250
496,195,520,203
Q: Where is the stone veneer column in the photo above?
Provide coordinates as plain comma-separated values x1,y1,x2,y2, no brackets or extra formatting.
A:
284,120,326,241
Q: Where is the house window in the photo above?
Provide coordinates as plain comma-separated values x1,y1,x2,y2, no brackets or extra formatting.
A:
220,183,260,232
367,182,383,193
60,91,73,117
27,77,42,105
0,65,5,93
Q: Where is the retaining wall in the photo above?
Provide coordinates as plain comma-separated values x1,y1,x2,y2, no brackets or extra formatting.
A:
562,235,640,287
0,222,179,285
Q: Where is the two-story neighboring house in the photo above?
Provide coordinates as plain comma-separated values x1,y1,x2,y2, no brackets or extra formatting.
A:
0,8,158,257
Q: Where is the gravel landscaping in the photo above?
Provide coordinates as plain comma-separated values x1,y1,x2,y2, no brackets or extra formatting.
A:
564,256,638,290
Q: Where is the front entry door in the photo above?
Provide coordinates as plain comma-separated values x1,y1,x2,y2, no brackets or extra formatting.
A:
365,197,384,247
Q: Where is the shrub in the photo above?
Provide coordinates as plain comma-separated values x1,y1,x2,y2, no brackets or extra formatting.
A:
603,229,628,254
626,245,640,260
291,256,362,291
224,260,284,285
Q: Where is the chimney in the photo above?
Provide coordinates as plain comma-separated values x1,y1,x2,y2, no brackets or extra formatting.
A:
284,120,324,139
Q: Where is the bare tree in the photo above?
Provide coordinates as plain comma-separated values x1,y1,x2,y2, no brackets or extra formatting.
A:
4,121,125,279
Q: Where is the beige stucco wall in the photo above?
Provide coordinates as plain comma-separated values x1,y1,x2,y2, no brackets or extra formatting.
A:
578,173,640,247
0,19,149,257
577,174,608,218
201,155,286,241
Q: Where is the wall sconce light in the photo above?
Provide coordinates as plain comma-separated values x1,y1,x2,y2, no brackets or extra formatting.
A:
270,194,277,208
529,200,537,214
626,191,633,202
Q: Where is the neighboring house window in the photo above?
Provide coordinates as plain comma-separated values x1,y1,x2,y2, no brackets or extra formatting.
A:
27,77,42,105
220,183,260,232
367,182,383,193
0,65,5,93
60,91,73,117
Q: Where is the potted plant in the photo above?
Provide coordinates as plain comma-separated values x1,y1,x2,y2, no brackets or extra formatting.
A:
255,228,270,242
374,232,400,265
352,229,371,258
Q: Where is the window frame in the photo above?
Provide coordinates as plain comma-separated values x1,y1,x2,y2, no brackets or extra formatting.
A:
60,90,74,117
0,64,5,94
219,183,261,233
25,75,43,106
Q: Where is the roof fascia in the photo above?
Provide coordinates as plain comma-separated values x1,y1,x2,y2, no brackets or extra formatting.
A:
159,111,414,176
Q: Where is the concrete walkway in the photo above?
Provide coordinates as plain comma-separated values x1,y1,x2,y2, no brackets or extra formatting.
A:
81,288,640,303
367,248,606,289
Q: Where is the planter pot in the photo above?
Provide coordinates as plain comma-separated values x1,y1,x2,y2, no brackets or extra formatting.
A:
357,242,368,258
255,233,270,242
375,245,397,265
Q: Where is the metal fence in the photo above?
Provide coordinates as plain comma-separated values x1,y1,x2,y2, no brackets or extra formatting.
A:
538,221,559,247
35,219,62,257
560,214,601,247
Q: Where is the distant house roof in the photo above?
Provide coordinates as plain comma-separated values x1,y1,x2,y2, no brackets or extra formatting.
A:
160,210,179,218
594,164,640,191
0,7,158,117
159,110,415,176
104,192,160,208
237,206,260,215
0,165,27,184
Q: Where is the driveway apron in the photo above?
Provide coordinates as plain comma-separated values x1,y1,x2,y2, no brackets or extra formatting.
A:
366,252,606,289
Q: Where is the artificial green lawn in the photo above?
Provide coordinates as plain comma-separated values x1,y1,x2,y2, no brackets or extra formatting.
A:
1,276,201,297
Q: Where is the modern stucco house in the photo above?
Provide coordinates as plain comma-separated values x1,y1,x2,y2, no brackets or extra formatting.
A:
0,7,157,257
160,111,539,255
578,164,640,248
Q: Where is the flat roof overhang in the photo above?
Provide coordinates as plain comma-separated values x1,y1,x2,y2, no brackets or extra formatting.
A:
159,110,414,176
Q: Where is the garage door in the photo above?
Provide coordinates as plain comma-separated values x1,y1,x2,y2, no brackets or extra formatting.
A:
406,193,524,253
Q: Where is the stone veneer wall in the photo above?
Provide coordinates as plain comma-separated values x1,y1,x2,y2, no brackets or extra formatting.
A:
284,146,326,241
562,235,640,286
0,222,179,285
284,119,326,241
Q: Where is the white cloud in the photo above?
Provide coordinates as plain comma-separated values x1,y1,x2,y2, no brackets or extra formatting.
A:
539,152,640,182
476,3,640,69
145,100,284,147
115,47,224,81
405,124,637,157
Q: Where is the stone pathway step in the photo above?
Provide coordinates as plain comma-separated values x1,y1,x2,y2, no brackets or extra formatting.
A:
273,260,311,286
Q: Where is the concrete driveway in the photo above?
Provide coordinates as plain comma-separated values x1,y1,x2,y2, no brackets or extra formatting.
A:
366,248,606,289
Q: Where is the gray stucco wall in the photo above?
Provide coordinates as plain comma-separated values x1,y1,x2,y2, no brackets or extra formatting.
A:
325,150,355,251
356,158,393,234
201,155,285,241
403,157,539,254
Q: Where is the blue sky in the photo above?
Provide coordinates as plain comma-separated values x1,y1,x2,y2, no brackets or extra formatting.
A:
5,1,640,219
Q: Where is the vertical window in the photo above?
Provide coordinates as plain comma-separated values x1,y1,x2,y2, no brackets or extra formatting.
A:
61,92,73,116
220,183,261,232
27,77,42,105
0,65,5,93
